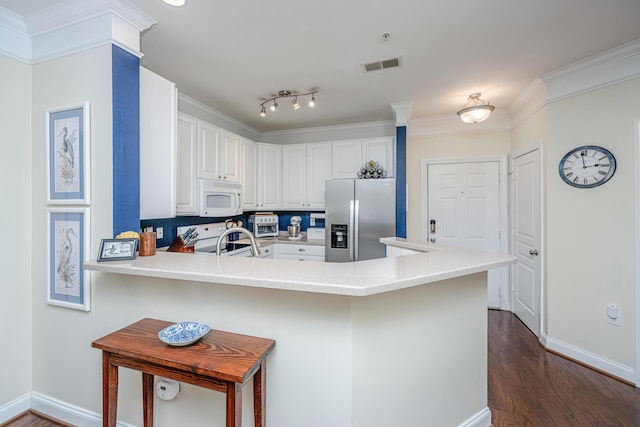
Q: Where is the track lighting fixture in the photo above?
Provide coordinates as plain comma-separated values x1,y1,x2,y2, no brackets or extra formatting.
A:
457,93,495,123
259,90,318,117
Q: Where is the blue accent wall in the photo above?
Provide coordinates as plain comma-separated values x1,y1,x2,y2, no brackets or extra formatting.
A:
396,126,407,238
112,45,140,236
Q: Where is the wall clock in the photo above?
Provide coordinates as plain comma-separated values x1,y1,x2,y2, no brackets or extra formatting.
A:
558,145,616,188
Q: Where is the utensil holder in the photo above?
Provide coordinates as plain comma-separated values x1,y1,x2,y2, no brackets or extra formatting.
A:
167,236,195,253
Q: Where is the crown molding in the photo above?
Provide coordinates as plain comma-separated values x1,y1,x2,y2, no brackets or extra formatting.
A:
541,38,640,103
0,6,31,62
0,0,155,63
178,93,262,141
508,77,547,129
390,102,412,127
260,120,395,144
408,110,511,137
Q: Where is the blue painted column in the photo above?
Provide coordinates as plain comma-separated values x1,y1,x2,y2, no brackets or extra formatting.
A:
395,126,407,238
112,45,140,235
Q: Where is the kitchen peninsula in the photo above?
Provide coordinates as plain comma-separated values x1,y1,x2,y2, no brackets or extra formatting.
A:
85,239,515,427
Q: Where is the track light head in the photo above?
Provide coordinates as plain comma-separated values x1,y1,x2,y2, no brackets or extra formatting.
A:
258,89,318,117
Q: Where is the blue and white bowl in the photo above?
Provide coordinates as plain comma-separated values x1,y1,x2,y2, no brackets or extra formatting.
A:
158,321,211,346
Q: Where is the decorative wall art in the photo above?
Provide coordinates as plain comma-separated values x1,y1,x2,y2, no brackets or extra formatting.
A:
47,207,91,311
47,102,91,204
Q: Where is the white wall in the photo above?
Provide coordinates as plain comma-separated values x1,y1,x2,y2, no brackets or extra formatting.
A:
546,77,640,370
0,54,33,407
30,45,113,412
405,131,511,240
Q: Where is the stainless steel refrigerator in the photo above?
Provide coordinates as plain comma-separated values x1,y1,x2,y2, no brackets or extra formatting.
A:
325,179,396,262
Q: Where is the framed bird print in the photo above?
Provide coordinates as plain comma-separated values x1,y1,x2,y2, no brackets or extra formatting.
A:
47,207,91,311
46,102,91,204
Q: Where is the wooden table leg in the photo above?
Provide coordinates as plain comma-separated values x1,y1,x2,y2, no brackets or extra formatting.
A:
253,360,266,427
142,373,154,427
102,352,118,427
226,382,242,427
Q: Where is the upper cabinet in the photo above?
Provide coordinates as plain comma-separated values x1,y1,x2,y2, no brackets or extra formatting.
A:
257,143,282,210
175,113,198,215
282,143,331,210
331,137,394,179
140,67,177,220
241,138,258,211
197,122,241,183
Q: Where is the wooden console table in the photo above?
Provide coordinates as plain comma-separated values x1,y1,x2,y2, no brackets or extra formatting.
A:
92,318,275,427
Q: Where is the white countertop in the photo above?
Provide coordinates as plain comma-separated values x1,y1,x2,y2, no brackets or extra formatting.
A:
84,237,515,296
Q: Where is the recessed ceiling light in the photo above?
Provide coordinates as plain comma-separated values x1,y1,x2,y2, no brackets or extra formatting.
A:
163,0,186,6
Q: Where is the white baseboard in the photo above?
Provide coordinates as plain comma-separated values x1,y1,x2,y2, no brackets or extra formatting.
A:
0,392,136,427
542,331,636,384
0,393,30,424
459,406,491,427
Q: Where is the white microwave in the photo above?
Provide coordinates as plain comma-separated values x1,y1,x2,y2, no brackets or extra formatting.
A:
198,180,243,217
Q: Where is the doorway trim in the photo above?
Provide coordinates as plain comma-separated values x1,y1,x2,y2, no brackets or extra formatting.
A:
634,118,640,387
421,155,510,310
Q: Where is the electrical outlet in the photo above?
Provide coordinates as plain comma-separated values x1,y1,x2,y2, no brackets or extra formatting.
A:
310,218,315,226
156,227,163,239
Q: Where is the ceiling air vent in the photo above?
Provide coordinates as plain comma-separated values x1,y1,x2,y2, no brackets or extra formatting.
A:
361,57,402,73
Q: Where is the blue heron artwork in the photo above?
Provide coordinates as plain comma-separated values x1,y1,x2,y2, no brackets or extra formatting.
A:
47,103,89,204
54,220,80,295
53,117,79,191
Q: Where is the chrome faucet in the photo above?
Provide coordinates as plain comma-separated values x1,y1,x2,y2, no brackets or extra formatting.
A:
215,227,261,256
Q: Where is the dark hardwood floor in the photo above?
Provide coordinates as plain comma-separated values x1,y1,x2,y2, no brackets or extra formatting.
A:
0,411,73,427
3,311,639,427
488,309,640,426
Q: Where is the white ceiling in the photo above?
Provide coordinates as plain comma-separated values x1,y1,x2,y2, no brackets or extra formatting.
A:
3,0,640,132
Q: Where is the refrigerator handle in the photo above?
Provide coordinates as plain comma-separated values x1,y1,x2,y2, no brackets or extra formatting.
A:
354,200,360,261
349,200,355,261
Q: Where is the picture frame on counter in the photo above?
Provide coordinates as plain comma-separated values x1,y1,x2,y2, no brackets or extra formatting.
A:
47,207,91,311
46,102,91,205
97,238,138,262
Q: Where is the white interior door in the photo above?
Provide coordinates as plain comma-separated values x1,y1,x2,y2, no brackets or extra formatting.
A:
512,149,541,336
427,162,502,307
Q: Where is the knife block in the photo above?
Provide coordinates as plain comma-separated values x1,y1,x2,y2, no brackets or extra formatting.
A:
167,236,195,253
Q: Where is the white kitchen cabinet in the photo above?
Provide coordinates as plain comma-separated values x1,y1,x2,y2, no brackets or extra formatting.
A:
196,122,240,182
282,143,331,210
282,145,307,210
241,138,259,210
331,137,394,179
362,138,394,177
306,143,332,209
196,120,220,180
139,67,177,219
175,113,198,215
257,143,282,210
274,243,324,261
221,130,241,183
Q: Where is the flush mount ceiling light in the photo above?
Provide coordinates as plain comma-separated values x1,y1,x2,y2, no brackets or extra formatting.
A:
162,0,186,6
259,90,318,117
457,93,495,124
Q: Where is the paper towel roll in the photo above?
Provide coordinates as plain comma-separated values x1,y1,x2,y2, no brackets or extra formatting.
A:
607,304,619,319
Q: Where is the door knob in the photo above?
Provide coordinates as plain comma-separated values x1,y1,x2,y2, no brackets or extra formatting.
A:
529,249,538,256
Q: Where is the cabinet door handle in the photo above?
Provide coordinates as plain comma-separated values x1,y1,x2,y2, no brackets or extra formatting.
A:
298,259,305,261
298,248,306,252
